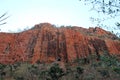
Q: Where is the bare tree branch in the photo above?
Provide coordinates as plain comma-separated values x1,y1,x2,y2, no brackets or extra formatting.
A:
0,12,7,19
0,12,9,26
0,22,7,25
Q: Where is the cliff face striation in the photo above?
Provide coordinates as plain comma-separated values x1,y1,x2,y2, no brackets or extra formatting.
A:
0,23,120,64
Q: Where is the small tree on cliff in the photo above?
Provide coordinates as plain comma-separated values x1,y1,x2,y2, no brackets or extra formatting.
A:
0,12,9,26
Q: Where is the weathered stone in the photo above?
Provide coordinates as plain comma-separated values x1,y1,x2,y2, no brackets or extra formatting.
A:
0,23,120,64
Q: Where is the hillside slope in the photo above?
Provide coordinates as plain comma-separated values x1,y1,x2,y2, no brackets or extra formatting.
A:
0,23,120,64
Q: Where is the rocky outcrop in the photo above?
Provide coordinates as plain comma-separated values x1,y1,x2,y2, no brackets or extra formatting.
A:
0,23,120,64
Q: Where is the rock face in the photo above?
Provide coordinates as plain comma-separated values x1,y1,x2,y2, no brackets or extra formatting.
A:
0,23,120,64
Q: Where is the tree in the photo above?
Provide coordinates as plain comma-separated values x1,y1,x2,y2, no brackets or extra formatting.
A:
80,0,120,15
47,63,65,80
0,12,9,26
0,64,6,80
79,0,120,37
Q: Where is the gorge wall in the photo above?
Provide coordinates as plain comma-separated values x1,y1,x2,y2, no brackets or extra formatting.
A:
0,23,120,64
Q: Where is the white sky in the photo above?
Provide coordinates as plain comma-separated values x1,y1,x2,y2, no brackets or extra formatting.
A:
0,0,94,32
0,0,120,34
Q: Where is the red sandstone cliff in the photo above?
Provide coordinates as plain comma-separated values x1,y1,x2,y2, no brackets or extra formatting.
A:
0,23,120,64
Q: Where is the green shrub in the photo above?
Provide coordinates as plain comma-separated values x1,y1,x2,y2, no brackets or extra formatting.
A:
0,64,6,80
84,73,95,80
14,76,24,80
47,64,64,80
112,67,120,74
0,64,6,70
74,58,89,65
100,52,119,67
98,69,109,77
76,66,84,74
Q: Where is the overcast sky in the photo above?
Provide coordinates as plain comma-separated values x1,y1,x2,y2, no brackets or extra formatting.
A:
0,0,120,34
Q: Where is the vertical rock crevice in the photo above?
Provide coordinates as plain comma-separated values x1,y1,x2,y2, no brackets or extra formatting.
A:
25,33,39,59
89,38,109,60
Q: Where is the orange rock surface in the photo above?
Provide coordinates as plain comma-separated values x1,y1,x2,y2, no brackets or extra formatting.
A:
0,23,120,64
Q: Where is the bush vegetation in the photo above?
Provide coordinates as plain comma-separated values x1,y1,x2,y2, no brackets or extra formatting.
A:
0,52,120,80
